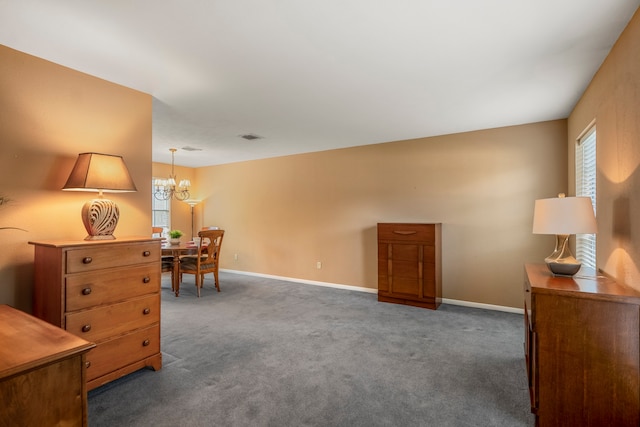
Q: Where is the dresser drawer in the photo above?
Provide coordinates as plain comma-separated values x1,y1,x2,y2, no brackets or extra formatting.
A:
378,223,435,243
66,242,160,274
85,324,160,382
66,295,159,342
66,265,160,311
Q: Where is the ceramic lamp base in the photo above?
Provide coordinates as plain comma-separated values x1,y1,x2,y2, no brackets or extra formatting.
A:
81,198,119,240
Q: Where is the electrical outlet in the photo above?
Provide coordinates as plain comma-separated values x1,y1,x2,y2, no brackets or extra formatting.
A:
234,253,238,261
316,261,322,269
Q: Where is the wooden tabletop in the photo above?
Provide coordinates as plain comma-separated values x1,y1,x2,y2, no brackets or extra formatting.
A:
525,263,640,304
0,305,95,379
161,241,205,254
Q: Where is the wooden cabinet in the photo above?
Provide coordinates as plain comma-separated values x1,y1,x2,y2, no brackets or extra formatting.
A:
524,263,640,426
29,237,163,391
0,304,95,426
377,223,441,310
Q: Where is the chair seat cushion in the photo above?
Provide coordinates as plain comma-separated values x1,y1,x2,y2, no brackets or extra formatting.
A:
180,255,216,271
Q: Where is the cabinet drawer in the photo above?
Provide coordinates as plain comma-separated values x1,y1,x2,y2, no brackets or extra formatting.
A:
66,295,159,343
85,324,160,382
378,223,435,243
66,242,160,274
66,265,160,311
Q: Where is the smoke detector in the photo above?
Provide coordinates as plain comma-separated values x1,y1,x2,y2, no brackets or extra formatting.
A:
239,134,264,141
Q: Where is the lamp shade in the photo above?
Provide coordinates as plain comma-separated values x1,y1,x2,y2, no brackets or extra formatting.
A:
532,196,597,235
63,152,137,192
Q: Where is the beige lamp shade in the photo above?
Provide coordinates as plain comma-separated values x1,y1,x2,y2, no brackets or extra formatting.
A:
63,152,137,192
63,153,137,240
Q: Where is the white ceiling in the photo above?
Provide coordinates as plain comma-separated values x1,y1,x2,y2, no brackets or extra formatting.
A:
1,1,638,167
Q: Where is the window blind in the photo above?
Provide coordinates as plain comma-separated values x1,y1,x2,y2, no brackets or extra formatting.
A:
575,126,596,269
152,178,171,234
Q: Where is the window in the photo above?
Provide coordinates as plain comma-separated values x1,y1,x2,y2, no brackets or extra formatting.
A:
152,179,170,236
575,124,596,269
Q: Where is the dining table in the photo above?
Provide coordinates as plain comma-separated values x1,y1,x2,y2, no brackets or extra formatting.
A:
161,241,203,297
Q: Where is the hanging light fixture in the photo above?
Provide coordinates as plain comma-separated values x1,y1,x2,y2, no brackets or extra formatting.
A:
154,148,191,201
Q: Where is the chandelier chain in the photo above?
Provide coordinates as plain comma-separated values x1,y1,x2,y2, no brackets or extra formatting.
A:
153,148,191,201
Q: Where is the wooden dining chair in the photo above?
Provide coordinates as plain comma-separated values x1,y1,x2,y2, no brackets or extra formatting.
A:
153,227,175,286
180,229,224,297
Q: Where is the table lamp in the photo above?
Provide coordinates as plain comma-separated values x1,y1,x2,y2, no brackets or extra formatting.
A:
63,152,137,240
532,193,597,275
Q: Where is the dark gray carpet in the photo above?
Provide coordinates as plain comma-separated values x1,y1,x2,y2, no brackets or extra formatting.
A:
88,272,535,427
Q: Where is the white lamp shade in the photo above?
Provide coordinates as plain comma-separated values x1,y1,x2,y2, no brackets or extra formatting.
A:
533,196,597,235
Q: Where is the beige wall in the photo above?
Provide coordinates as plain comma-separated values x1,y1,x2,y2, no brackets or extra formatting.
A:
197,120,568,309
568,8,640,288
0,45,152,312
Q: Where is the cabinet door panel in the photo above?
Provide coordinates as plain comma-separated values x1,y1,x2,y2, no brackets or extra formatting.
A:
390,244,419,262
421,272,435,298
423,245,435,262
391,259,419,279
392,277,420,296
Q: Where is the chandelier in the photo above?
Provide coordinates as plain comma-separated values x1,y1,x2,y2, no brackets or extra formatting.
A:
154,148,191,201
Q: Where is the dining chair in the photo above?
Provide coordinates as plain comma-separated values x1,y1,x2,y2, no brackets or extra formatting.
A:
153,227,175,286
151,226,164,238
180,229,225,297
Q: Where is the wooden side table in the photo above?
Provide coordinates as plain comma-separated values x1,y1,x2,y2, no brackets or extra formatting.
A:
0,304,95,426
524,263,640,425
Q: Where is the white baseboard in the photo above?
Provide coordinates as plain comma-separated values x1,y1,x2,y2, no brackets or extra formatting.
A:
441,298,524,314
221,269,378,294
221,269,524,314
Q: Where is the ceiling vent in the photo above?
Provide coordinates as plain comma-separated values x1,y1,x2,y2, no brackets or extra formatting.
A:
181,146,202,151
239,134,264,141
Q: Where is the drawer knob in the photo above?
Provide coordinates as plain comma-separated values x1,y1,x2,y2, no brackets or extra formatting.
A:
393,230,417,235
85,361,91,369
82,257,93,264
142,339,150,347
143,276,151,284
82,287,92,296
143,308,150,315
143,251,151,257
81,324,92,333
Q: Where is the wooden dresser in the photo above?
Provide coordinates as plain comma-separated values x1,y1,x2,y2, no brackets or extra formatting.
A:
29,237,163,391
377,223,442,309
0,304,95,426
524,263,640,426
